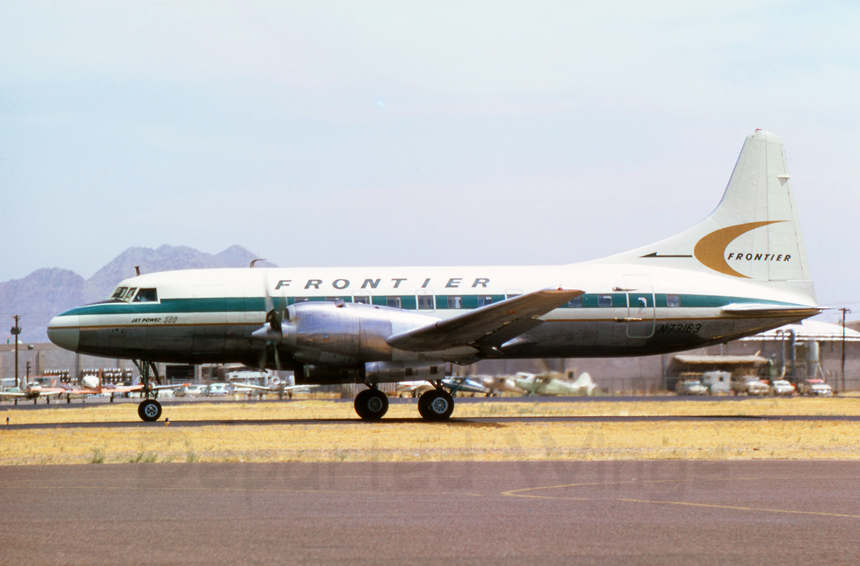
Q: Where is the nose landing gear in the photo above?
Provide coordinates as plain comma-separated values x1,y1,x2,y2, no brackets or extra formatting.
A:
138,399,162,422
133,360,163,422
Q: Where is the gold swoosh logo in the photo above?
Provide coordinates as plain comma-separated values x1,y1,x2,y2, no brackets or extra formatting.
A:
693,221,785,278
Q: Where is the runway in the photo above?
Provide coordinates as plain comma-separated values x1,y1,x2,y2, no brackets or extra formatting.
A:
1,461,858,565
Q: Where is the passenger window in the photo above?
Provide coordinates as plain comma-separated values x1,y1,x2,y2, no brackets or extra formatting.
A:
386,296,402,308
447,296,462,309
111,287,128,300
598,294,612,307
353,296,370,304
134,288,158,302
567,296,582,308
477,295,493,307
667,294,680,308
294,297,311,303
417,295,435,310
506,294,521,300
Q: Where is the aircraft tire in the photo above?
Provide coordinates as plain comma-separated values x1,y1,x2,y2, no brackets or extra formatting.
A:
417,390,454,421
138,399,162,422
354,389,388,421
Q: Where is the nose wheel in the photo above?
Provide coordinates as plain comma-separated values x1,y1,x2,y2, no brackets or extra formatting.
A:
354,388,389,421
138,399,162,422
418,389,454,421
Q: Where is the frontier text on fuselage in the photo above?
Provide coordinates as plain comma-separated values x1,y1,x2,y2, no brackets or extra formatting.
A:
274,278,491,291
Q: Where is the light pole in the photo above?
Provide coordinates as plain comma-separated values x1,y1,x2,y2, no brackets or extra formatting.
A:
11,315,21,390
841,308,851,393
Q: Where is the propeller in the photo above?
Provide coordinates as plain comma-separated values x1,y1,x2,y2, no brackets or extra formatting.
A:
253,274,285,372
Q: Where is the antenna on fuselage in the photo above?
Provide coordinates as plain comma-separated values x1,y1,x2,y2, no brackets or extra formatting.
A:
134,266,141,276
250,259,266,268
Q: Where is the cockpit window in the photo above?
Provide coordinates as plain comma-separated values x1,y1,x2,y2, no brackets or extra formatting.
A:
111,287,128,300
133,288,158,302
123,288,138,302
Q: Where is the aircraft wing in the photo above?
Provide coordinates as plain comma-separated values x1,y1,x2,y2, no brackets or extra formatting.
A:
232,383,318,392
110,382,191,393
0,389,65,398
0,391,26,398
387,288,583,352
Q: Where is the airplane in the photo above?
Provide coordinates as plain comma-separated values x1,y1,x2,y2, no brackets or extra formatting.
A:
476,375,523,396
0,378,66,405
59,372,188,411
395,380,435,397
442,376,491,396
514,371,597,396
47,130,821,422
398,375,490,397
227,372,318,399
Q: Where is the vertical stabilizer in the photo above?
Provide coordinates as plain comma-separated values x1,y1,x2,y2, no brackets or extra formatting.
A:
596,130,815,300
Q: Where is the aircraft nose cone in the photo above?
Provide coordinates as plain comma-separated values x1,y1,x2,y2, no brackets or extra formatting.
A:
47,313,80,352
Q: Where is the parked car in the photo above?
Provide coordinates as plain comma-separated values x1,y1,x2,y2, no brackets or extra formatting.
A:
175,385,204,397
769,379,796,397
203,383,231,396
675,379,709,395
732,377,769,396
796,379,833,397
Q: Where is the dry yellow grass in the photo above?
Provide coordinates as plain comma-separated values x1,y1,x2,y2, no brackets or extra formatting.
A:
1,397,859,465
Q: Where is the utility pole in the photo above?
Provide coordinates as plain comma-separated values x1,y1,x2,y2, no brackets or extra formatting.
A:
11,315,21,390
841,308,851,393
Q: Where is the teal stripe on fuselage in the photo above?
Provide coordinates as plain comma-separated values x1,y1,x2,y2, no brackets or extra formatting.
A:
59,293,802,317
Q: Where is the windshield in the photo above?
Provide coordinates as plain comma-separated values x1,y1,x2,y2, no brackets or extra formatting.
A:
133,288,158,302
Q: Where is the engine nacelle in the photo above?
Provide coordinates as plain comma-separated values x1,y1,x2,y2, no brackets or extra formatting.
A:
281,301,434,364
80,375,100,389
295,364,366,385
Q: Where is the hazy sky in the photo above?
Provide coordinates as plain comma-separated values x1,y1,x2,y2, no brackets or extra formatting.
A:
2,1,858,322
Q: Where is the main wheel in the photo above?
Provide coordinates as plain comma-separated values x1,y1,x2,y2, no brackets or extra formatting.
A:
354,389,389,421
417,389,455,421
138,399,162,422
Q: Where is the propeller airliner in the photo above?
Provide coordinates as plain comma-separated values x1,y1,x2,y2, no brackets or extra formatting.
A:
48,130,821,421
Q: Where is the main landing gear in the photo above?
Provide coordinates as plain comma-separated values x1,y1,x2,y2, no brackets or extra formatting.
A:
417,388,455,421
353,382,455,422
354,387,389,421
133,360,162,422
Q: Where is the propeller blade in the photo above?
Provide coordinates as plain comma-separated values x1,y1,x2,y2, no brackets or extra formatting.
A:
273,345,282,372
266,309,281,333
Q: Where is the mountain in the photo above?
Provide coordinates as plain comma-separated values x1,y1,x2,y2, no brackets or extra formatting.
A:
1,245,276,344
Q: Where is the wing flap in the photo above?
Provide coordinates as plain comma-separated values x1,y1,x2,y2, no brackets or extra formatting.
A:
720,303,823,318
387,288,583,351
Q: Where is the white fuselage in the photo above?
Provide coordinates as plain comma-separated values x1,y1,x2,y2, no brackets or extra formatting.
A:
47,260,817,377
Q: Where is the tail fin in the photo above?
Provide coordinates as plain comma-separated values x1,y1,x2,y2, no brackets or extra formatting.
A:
571,372,596,395
597,130,815,300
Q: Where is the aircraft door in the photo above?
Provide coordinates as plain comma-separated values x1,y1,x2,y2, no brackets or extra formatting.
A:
624,275,655,338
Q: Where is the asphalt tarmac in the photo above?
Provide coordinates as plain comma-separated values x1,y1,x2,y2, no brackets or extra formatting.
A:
1,461,858,565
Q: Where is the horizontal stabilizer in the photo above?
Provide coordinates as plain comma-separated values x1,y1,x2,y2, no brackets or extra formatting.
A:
720,303,824,318
387,288,583,351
